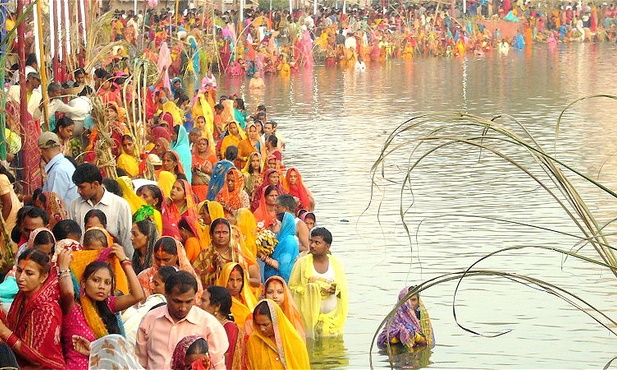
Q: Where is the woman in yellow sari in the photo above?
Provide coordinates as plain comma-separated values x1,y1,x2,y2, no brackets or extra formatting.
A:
246,299,310,370
216,262,257,328
196,200,225,250
116,177,163,235
116,135,141,178
220,121,244,160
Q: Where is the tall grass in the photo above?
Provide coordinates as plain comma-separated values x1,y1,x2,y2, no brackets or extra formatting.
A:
368,95,617,368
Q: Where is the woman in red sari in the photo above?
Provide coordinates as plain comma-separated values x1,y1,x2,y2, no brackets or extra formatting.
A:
283,167,314,212
250,168,285,212
0,248,65,369
162,179,197,239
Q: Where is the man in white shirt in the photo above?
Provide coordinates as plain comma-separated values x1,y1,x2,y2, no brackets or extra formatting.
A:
69,163,133,257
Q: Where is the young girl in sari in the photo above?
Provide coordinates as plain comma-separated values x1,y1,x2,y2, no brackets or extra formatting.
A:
201,286,248,370
263,276,305,340
246,299,309,370
117,135,141,178
57,245,144,369
0,248,65,369
162,179,197,239
171,335,213,370
242,152,263,199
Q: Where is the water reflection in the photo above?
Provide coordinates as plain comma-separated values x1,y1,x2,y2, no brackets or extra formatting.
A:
308,336,350,369
378,346,433,369
218,44,617,368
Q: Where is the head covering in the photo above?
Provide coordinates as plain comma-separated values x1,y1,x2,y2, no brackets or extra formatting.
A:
251,168,284,212
264,212,297,282
152,126,172,141
171,335,212,370
38,191,68,229
170,125,193,183
234,209,258,261
52,238,84,263
216,262,257,326
88,334,144,369
37,131,61,149
263,276,306,341
215,168,246,217
247,299,310,369
27,227,56,250
283,168,312,211
376,286,435,349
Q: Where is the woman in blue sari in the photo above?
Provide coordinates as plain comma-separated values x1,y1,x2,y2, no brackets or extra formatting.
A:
260,212,298,283
171,124,193,183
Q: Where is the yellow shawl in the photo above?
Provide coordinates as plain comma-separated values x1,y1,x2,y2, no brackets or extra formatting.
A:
216,262,257,327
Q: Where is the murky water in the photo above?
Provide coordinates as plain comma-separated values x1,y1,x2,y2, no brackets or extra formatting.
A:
218,44,617,369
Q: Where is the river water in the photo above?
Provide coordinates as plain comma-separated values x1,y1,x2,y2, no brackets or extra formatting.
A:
217,44,617,369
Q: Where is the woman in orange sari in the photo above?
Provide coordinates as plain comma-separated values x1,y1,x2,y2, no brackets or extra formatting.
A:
253,185,279,229
216,168,251,220
162,179,197,239
250,168,285,212
220,121,244,160
137,236,203,300
216,262,257,328
0,248,65,369
237,123,266,170
262,276,305,340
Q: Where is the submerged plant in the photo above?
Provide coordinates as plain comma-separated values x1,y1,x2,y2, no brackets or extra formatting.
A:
368,95,617,368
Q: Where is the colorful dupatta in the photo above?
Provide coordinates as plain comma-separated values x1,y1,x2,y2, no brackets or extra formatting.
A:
162,179,197,239
263,276,306,341
283,168,312,211
40,191,69,230
250,168,285,212
171,125,193,183
252,186,277,229
246,299,309,370
264,212,298,283
196,200,225,250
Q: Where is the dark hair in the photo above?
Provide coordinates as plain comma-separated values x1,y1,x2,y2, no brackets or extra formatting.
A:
94,68,107,79
33,229,56,251
224,145,238,161
173,125,181,136
304,212,316,223
154,236,178,255
310,226,332,245
253,300,272,320
0,342,19,368
158,265,178,283
73,163,103,185
24,206,50,226
214,103,224,111
52,219,82,240
247,153,262,175
235,98,245,110
18,248,51,275
178,217,194,235
84,209,107,228
132,220,158,274
267,135,278,147
82,261,120,335
176,173,188,182
186,338,209,357
74,68,85,77
275,194,296,212
0,162,15,184
53,116,75,134
121,134,134,143
26,53,38,66
264,185,279,197
209,218,231,236
206,286,233,320
102,178,123,197
165,270,198,295
136,185,163,211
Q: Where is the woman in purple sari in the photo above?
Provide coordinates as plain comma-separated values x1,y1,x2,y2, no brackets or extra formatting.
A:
377,286,435,349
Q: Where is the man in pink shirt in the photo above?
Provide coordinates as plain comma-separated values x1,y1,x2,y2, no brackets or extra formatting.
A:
136,271,229,369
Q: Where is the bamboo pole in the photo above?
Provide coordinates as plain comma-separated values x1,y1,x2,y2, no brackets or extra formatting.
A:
36,0,50,130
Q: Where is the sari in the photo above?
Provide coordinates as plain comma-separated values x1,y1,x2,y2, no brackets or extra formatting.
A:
246,299,310,370
191,93,215,143
235,208,258,261
171,125,193,183
157,170,176,198
223,321,248,370
251,168,285,212
137,239,203,299
264,212,298,283
283,168,312,211
117,147,141,178
4,270,65,368
237,129,263,170
215,262,257,328
171,335,213,370
181,215,203,263
289,254,348,339
39,191,69,230
206,159,235,200
263,276,306,341
377,287,435,349
216,168,251,220
71,246,130,296
252,186,277,229
241,152,263,198
162,179,197,239
116,177,163,235
196,200,225,250
89,334,144,370
193,237,247,289
220,126,243,159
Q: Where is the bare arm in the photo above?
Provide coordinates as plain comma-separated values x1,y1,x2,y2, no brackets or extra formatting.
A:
0,193,12,221
296,220,310,252
110,243,145,311
57,249,75,315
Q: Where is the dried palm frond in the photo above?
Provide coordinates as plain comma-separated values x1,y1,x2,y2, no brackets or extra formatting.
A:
89,96,116,179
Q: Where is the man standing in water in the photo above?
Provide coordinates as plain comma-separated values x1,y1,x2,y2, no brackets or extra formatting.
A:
289,227,348,338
